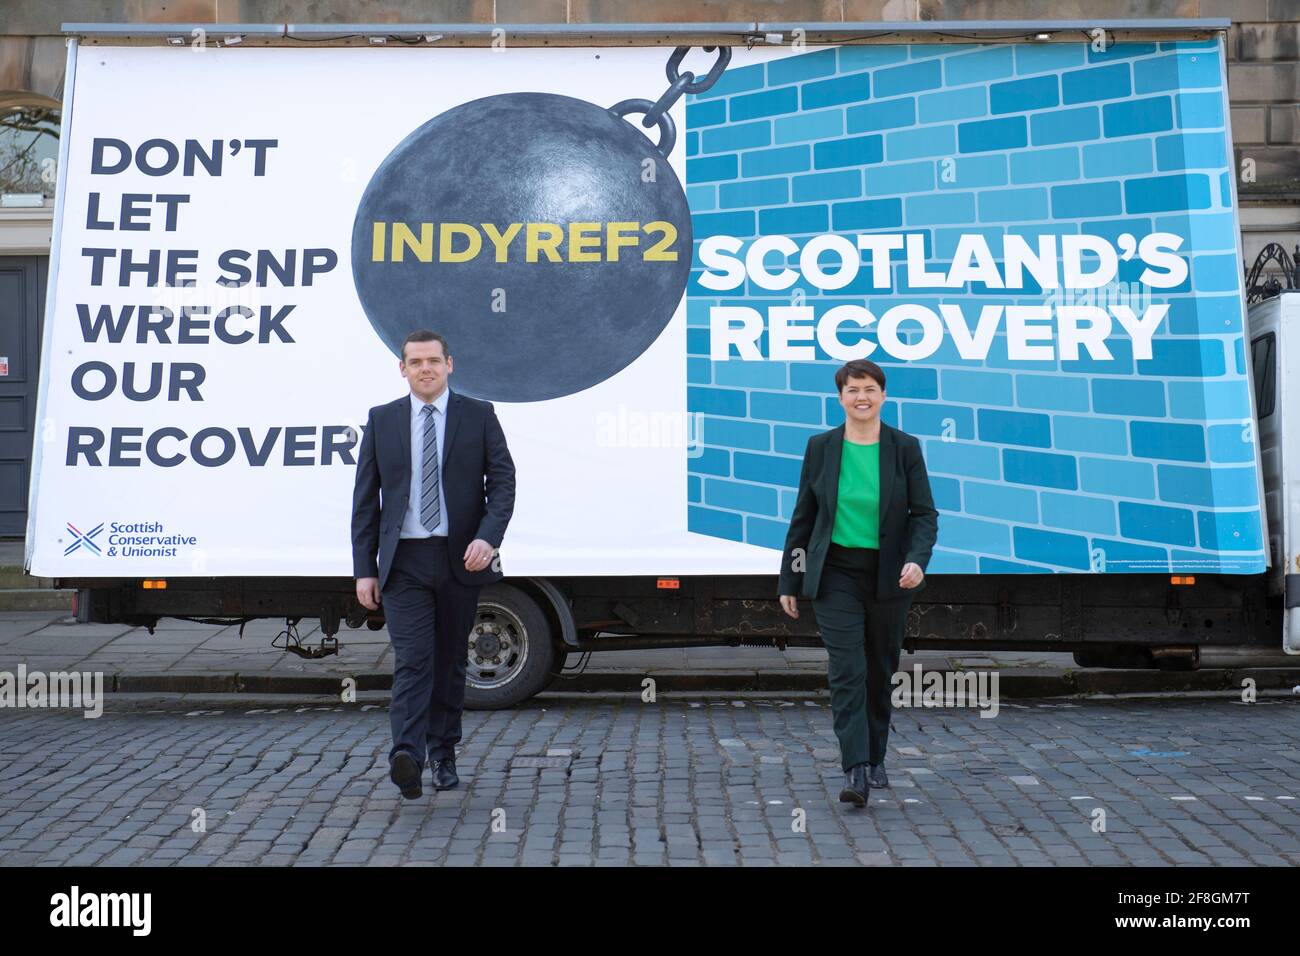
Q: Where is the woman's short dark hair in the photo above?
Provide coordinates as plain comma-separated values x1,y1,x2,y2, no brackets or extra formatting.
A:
835,359,886,393
401,329,450,361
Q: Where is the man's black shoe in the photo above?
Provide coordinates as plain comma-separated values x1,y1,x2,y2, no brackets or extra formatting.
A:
868,764,889,788
838,762,870,808
433,757,459,791
389,752,422,799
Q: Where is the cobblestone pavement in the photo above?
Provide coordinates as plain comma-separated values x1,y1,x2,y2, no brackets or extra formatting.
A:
1,692,1298,866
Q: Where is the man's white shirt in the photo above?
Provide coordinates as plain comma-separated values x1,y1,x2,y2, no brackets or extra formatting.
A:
399,388,449,539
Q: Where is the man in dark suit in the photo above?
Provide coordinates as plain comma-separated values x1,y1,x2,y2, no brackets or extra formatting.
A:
351,329,515,799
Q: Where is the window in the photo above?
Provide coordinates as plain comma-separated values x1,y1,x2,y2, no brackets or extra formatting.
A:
1251,332,1275,418
0,106,60,199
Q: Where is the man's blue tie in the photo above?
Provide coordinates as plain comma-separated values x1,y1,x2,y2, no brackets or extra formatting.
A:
420,404,441,533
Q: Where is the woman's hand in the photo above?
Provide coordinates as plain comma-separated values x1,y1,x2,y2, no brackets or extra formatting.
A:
779,595,800,619
899,562,924,589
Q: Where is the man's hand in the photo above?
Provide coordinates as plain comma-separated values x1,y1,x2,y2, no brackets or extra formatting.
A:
356,577,380,610
899,562,924,589
779,594,800,619
464,538,495,573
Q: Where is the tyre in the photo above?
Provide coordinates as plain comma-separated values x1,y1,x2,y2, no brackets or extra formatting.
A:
463,582,557,710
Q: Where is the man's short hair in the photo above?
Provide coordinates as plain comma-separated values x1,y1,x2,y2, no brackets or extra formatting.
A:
835,359,886,393
401,329,450,362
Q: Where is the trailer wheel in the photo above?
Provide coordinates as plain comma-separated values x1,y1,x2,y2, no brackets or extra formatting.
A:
463,583,556,710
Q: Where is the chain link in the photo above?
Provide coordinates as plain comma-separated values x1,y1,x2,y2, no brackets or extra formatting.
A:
607,45,731,158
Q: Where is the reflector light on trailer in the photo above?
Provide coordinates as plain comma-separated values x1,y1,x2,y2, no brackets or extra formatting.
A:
1170,576,1196,585
657,578,680,589
142,579,168,589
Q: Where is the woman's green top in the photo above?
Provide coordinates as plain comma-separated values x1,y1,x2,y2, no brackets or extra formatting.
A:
831,439,880,548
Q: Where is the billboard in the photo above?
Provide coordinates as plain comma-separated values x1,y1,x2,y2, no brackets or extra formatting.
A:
27,38,1267,578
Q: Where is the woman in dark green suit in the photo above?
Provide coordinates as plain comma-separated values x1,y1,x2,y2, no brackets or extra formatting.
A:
777,359,939,809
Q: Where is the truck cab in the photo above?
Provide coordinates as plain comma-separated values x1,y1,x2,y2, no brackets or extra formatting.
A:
1246,290,1300,652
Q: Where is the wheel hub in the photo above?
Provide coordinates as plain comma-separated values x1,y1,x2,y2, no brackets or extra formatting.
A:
466,602,529,690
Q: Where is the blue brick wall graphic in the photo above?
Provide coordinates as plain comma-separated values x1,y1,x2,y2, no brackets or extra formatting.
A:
683,40,1266,574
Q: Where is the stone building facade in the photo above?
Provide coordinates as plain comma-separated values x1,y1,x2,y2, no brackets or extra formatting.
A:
0,1,1293,265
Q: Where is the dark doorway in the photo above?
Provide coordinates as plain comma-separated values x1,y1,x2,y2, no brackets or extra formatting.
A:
0,255,46,534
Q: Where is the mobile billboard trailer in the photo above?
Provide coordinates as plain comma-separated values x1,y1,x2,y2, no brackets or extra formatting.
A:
26,20,1294,706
